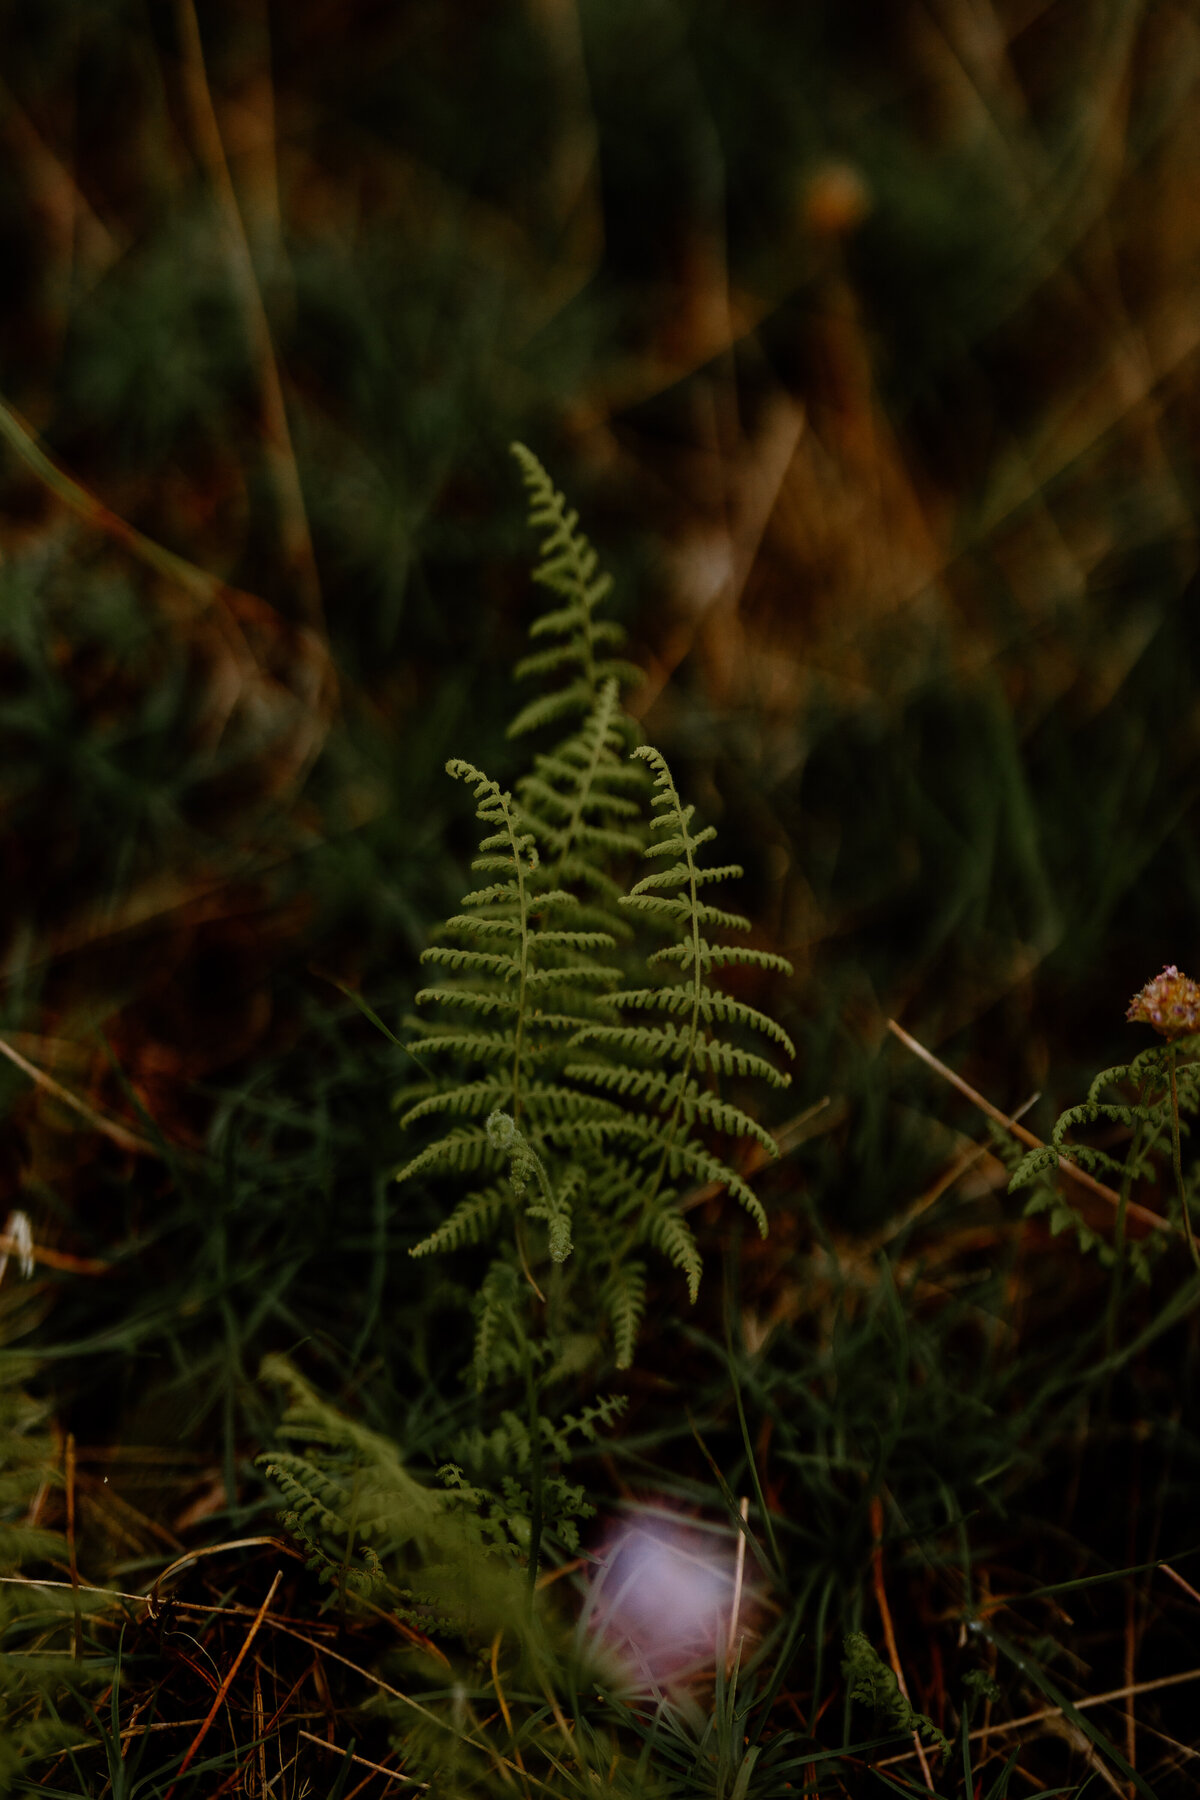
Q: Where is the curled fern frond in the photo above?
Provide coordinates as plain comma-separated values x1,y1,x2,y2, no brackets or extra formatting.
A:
486,1109,573,1262
1009,1144,1059,1191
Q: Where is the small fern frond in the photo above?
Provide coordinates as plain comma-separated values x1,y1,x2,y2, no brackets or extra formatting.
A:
486,1110,573,1262
473,1259,521,1388
508,444,642,736
507,683,596,740
540,1393,630,1458
264,1458,348,1539
1051,1101,1141,1146
399,1079,515,1129
641,1203,703,1303
602,1260,646,1368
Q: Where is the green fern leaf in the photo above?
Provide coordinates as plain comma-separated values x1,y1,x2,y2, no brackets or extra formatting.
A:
641,1203,703,1302
409,1185,510,1257
508,444,643,734
395,1127,499,1186
603,1261,646,1368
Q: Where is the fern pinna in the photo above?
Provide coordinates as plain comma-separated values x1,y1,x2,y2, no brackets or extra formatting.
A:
396,447,794,1374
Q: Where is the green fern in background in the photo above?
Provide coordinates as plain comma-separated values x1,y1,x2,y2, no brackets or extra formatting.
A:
0,1355,89,1794
1008,1039,1198,1272
259,1354,621,1631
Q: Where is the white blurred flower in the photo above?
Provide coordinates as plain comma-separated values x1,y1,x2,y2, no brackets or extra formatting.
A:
0,1210,34,1285
581,1514,740,1687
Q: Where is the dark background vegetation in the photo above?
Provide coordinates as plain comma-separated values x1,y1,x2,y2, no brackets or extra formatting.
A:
1,1,1200,1792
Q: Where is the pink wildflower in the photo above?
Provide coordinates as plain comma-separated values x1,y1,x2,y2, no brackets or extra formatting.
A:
1126,965,1200,1039
581,1516,741,1687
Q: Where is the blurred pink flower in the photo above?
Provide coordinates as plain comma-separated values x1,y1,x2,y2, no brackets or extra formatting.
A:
1127,965,1200,1039
581,1515,740,1687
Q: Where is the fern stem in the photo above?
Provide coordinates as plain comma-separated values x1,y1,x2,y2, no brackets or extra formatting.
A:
506,791,532,1124
520,1329,544,1610
1168,1046,1200,1273
649,768,705,1203
547,680,613,889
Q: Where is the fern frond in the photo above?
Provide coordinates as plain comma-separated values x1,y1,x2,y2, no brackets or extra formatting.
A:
650,942,793,974
404,1080,623,1132
641,1203,703,1302
563,1061,779,1155
264,1459,348,1538
395,1127,500,1186
623,894,756,933
562,1116,769,1233
523,962,621,992
409,1185,510,1257
403,1030,515,1064
536,1393,630,1460
1052,1101,1141,1146
420,948,522,978
571,1020,791,1086
474,1259,521,1387
414,986,523,1016
602,981,796,1054
399,1080,515,1128
508,683,597,740
508,444,643,734
1009,1145,1060,1190
602,1261,646,1368
517,680,647,936
398,460,793,1360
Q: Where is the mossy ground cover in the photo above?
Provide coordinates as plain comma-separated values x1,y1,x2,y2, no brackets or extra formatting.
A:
0,4,1199,1793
